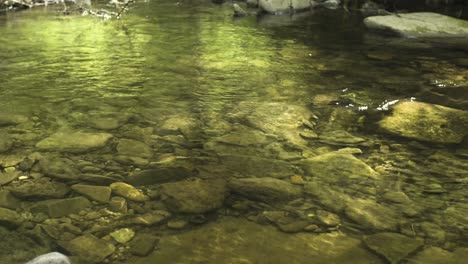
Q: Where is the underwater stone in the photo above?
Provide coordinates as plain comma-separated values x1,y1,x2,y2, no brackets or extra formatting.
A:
110,182,149,202
378,101,468,144
110,228,135,244
363,232,424,264
10,178,70,199
36,132,113,153
0,207,22,227
300,152,381,184
159,179,227,214
26,252,71,264
129,233,159,257
116,139,153,159
228,177,302,203
59,234,115,263
29,197,91,218
0,190,20,209
126,166,192,186
71,184,111,203
345,198,399,231
220,154,300,178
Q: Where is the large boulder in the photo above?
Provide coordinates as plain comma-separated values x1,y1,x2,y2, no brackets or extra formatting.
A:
364,12,468,38
159,179,227,214
228,177,303,203
36,132,113,153
378,101,468,144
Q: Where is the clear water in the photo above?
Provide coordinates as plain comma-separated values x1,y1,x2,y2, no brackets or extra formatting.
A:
0,1,467,263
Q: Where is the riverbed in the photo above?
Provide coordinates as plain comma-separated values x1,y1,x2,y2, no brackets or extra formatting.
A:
0,1,467,263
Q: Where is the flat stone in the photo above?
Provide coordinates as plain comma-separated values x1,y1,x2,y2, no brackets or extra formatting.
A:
364,232,424,264
228,177,303,203
126,167,192,186
0,190,20,209
110,182,149,202
364,12,468,38
109,196,127,213
117,139,153,159
131,217,383,264
9,178,70,199
36,132,113,153
78,173,123,184
158,115,201,139
382,191,411,204
220,154,300,178
129,234,159,257
0,207,22,227
378,101,468,144
316,210,341,227
300,153,381,184
71,184,111,203
29,197,91,218
214,126,273,146
60,234,115,263
345,198,399,231
159,179,227,214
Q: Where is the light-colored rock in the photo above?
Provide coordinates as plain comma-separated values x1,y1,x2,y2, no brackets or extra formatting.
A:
109,196,127,213
110,228,135,244
228,177,303,203
132,217,383,264
36,132,113,153
300,153,381,183
364,12,468,38
378,101,468,144
60,235,115,263
71,184,111,203
131,210,171,226
159,180,227,213
363,232,424,264
110,182,149,202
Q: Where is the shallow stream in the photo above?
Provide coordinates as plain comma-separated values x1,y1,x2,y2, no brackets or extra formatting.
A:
0,1,467,263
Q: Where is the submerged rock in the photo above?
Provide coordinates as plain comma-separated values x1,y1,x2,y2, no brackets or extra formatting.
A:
71,184,111,203
60,235,115,263
364,12,468,38
410,247,468,264
345,198,399,231
116,139,153,159
0,113,28,126
0,134,13,153
363,232,424,264
26,252,70,264
220,154,300,178
0,207,22,227
300,153,380,184
0,190,20,209
131,217,383,264
378,101,468,144
0,170,20,186
110,182,149,202
36,132,113,153
129,234,159,257
9,178,70,199
228,177,303,203
130,210,171,226
126,167,192,186
259,0,314,14
159,179,227,214
29,197,91,218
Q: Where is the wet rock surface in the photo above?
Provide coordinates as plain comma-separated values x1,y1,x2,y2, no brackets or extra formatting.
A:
378,101,468,144
36,132,113,153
